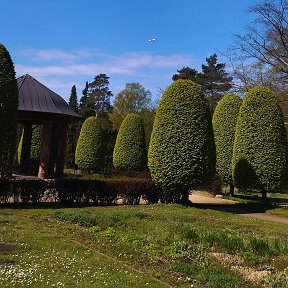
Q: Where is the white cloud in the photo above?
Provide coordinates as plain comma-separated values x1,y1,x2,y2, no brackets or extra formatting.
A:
18,49,92,62
16,50,195,77
15,48,199,99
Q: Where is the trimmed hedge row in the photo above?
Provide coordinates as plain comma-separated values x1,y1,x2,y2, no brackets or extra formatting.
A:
0,178,160,205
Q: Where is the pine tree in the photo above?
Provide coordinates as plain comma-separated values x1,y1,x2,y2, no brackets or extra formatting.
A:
68,85,78,112
66,85,80,166
0,43,18,178
172,54,233,113
85,74,113,115
172,67,199,82
79,81,88,109
199,54,233,112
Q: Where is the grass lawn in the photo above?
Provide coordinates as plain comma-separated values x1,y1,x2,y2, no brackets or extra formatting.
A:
0,203,287,287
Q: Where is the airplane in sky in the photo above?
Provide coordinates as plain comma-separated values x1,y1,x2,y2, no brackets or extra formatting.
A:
148,38,156,42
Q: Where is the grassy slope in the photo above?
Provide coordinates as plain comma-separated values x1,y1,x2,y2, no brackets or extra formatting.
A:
0,204,287,287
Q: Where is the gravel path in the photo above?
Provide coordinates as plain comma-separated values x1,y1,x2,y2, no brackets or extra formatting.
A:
189,193,288,225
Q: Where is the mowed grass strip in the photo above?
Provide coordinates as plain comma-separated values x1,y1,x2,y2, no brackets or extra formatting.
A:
0,204,287,287
0,209,169,288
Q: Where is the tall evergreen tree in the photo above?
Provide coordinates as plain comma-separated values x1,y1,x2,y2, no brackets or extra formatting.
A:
199,54,233,112
79,81,88,109
85,74,113,115
172,67,199,82
68,85,78,112
66,85,80,166
0,43,18,178
172,54,233,112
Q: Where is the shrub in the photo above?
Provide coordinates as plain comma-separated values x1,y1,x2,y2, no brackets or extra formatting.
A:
232,86,288,196
18,125,42,172
148,80,216,203
212,93,242,194
113,113,147,171
75,116,106,172
0,43,18,178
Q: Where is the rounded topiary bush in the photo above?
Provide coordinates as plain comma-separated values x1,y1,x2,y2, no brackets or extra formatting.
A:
232,86,288,196
148,79,216,203
75,116,105,172
113,113,147,171
213,93,242,194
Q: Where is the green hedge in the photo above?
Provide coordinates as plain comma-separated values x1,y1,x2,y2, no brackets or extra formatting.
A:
0,178,160,205
213,94,242,188
148,79,216,203
113,113,147,171
232,86,288,194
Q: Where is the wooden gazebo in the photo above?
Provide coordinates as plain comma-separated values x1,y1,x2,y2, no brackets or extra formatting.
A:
17,74,81,179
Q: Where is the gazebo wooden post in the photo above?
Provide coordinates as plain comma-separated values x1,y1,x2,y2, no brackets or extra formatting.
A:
55,122,68,178
19,123,33,174
38,122,56,179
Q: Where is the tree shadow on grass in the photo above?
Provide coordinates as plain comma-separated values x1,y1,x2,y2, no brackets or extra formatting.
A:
191,201,274,214
190,191,288,214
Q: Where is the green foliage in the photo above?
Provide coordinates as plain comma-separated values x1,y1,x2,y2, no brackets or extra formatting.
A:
109,82,152,129
172,66,199,82
30,125,42,160
148,80,216,202
109,82,155,147
200,54,233,111
75,116,106,172
17,125,42,164
213,94,242,185
66,85,80,166
172,54,233,112
232,86,288,194
65,122,78,166
113,113,147,171
0,43,18,178
79,74,112,117
68,84,78,112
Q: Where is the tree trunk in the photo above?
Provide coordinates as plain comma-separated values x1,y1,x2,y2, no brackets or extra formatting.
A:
261,190,267,199
229,183,234,196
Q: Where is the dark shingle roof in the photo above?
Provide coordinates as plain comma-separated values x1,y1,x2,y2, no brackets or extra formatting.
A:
17,74,81,122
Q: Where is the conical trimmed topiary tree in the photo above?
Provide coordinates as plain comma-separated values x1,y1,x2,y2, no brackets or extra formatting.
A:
113,113,147,171
148,79,216,203
213,93,242,195
232,86,288,198
75,116,106,172
18,125,42,172
0,43,18,178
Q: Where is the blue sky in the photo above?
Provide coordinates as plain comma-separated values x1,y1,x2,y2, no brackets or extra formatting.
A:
0,0,254,102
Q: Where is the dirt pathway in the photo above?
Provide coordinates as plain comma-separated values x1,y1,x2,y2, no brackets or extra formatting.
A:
238,212,288,224
189,193,288,225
